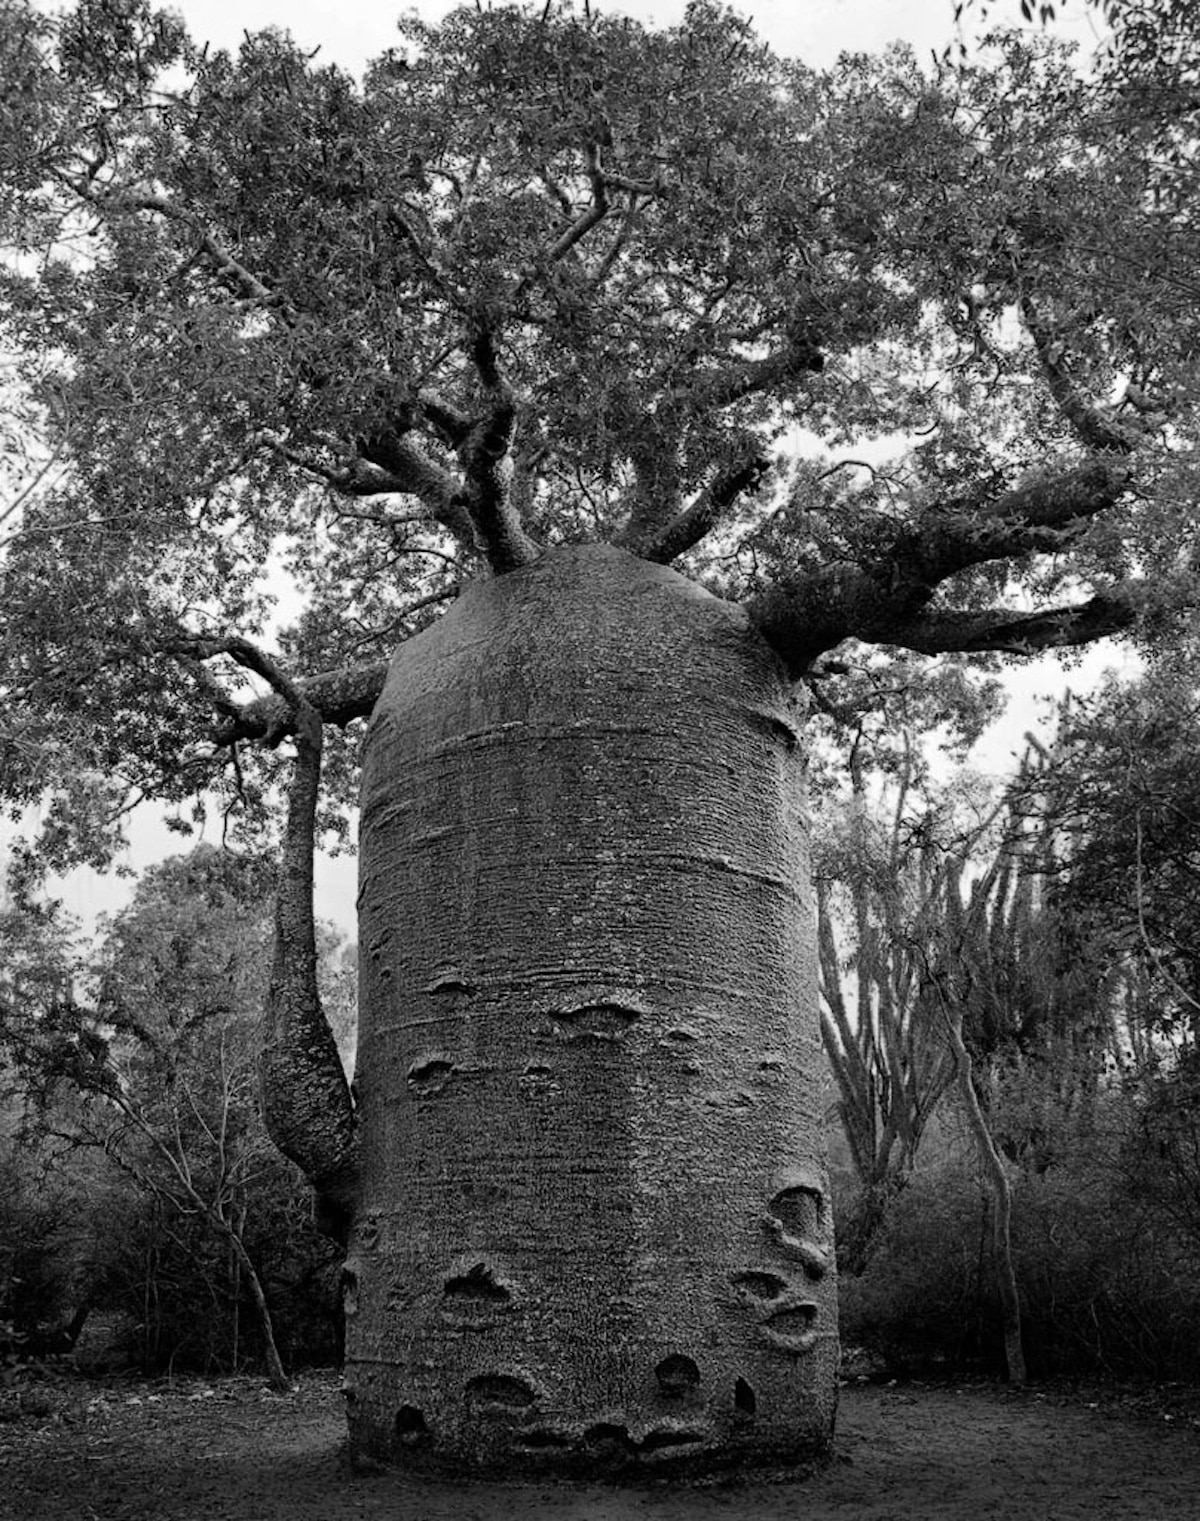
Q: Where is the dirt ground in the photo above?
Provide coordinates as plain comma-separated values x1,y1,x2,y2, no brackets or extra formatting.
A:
1,1368,1198,1521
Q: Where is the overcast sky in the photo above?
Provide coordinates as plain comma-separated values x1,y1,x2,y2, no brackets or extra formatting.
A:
169,0,1105,75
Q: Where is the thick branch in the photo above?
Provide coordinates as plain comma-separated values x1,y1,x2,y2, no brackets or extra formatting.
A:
633,455,771,563
748,459,1131,673
684,329,825,412
876,592,1141,657
165,634,360,1231
545,143,609,263
351,432,477,547
458,325,541,573
1022,298,1137,455
209,659,389,747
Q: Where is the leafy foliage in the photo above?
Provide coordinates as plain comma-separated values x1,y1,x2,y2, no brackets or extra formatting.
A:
0,0,1194,867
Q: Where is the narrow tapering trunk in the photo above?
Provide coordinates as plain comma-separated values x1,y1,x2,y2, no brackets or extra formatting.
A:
347,544,837,1477
946,1013,1026,1385
261,706,359,1240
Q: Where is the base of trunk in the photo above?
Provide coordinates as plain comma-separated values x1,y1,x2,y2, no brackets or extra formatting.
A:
346,1391,837,1481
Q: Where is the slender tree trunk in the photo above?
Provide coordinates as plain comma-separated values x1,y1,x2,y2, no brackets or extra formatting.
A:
224,1228,289,1393
348,544,837,1477
261,699,359,1242
944,1012,1026,1385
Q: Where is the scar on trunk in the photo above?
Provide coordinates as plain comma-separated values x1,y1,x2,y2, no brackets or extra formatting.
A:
764,1183,832,1279
443,1262,511,1303
407,1054,455,1095
763,1303,819,1354
729,1270,788,1302
465,1373,536,1408
551,1001,643,1039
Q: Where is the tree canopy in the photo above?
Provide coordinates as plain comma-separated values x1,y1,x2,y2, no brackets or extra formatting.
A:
0,0,1196,863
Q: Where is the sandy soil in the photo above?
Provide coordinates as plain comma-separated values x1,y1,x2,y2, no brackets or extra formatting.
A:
1,1369,1198,1521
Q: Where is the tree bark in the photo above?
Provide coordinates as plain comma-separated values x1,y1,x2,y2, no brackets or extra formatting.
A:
347,543,837,1477
260,702,359,1241
944,1010,1027,1386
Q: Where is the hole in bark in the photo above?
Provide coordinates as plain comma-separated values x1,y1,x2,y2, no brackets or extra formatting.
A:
664,1026,699,1043
730,1271,788,1302
642,1429,706,1453
516,1428,571,1450
734,1378,757,1416
443,1263,510,1303
465,1374,535,1408
655,1354,701,1397
394,1405,428,1444
341,1383,358,1405
757,1058,784,1075
582,1422,634,1455
356,1215,380,1250
407,1056,454,1095
341,1264,359,1316
767,1185,823,1239
553,1002,640,1038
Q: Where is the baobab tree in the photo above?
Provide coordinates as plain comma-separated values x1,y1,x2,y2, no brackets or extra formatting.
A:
0,0,1195,1477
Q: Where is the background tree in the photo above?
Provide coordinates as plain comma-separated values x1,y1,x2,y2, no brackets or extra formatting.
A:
1,0,1197,1476
814,746,963,1272
23,846,340,1389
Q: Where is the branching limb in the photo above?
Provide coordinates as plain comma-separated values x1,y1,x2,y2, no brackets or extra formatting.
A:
204,658,389,747
748,458,1132,673
875,592,1142,657
1021,297,1138,455
680,328,825,412
545,142,609,264
73,182,288,313
458,324,541,572
286,433,478,549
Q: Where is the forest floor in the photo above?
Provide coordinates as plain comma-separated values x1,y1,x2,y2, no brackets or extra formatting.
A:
1,1366,1199,1521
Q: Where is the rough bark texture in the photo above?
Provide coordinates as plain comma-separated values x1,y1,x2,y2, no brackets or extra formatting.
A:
347,543,836,1477
261,706,359,1241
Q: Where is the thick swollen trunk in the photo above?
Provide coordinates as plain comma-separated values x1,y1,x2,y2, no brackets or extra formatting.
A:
347,544,837,1477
